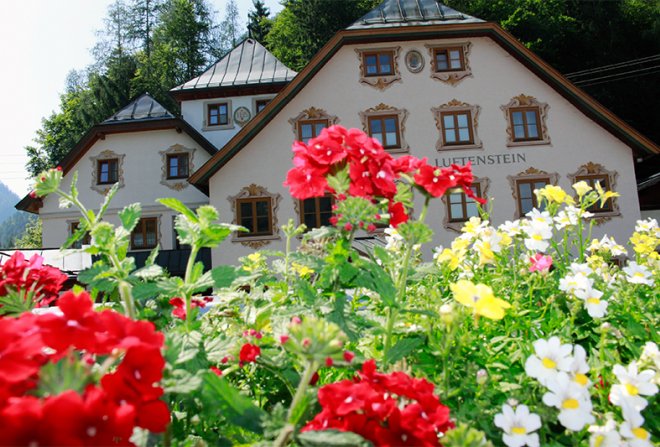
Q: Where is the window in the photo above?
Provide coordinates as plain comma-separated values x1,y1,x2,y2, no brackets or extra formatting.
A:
426,42,472,84
433,47,464,72
501,95,550,146
359,104,409,153
255,99,270,113
576,175,613,213
69,222,91,249
237,197,273,237
131,218,158,250
510,108,542,142
440,111,473,146
167,153,189,179
300,196,334,230
289,107,338,143
356,47,401,89
97,159,119,185
298,119,329,143
568,162,619,221
367,115,400,149
363,51,394,76
516,178,549,215
447,185,481,222
207,102,229,126
432,100,482,150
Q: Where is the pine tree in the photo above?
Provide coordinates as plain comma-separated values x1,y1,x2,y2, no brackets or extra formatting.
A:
247,0,271,43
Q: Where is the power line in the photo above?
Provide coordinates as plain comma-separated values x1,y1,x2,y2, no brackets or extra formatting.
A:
575,67,660,87
565,54,660,78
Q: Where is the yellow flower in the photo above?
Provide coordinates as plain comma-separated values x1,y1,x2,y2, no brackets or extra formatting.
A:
247,252,263,263
450,280,511,320
475,239,495,266
462,216,483,236
572,181,592,198
437,248,462,271
593,181,620,207
539,185,573,205
291,262,313,277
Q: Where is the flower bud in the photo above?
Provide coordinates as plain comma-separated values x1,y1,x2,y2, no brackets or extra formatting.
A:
476,369,488,385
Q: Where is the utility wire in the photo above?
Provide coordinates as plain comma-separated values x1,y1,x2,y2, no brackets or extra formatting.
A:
575,67,660,87
565,54,660,78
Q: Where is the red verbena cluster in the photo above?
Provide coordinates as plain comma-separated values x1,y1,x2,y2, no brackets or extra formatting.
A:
0,290,169,446
168,296,213,320
302,360,454,447
0,252,68,308
284,125,484,227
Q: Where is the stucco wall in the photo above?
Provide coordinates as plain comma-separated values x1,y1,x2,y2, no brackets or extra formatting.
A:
40,128,211,250
181,94,277,150
205,36,640,264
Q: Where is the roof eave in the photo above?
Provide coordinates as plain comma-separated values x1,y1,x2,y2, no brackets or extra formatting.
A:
189,22,659,189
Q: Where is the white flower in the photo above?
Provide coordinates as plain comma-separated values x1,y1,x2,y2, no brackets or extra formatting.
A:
559,273,593,295
523,221,553,252
609,362,658,421
542,372,595,431
525,337,573,386
588,419,621,447
640,342,660,375
494,404,541,447
499,220,524,237
569,262,593,277
635,218,658,234
574,285,608,318
622,262,654,286
526,209,553,226
588,235,627,256
568,344,591,389
553,209,578,230
620,420,653,447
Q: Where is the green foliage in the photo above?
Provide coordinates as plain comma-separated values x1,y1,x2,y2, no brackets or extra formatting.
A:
247,0,272,43
11,216,41,249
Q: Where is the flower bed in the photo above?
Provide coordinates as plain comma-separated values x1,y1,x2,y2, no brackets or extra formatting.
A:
2,125,657,446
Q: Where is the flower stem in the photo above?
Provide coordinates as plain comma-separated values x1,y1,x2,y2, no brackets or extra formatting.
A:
118,280,136,319
183,245,200,329
274,360,319,447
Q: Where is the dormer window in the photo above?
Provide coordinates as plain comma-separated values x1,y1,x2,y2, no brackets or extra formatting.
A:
208,103,229,126
97,159,119,185
426,42,472,85
356,47,402,90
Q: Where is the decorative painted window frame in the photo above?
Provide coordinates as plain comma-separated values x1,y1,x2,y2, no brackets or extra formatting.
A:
568,162,620,224
228,184,282,249
288,107,339,141
130,215,162,251
425,42,472,85
293,195,335,232
355,46,402,90
507,167,559,219
441,177,489,232
359,103,409,153
432,100,482,150
90,150,125,195
501,94,551,147
159,144,195,191
203,99,233,131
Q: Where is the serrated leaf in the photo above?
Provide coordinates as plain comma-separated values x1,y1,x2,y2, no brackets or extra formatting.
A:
98,183,119,219
385,337,424,364
157,198,197,222
297,430,371,447
131,282,162,301
163,369,204,394
118,203,141,232
133,264,164,280
201,373,265,434
211,265,241,288
196,205,218,223
145,245,159,266
352,260,396,307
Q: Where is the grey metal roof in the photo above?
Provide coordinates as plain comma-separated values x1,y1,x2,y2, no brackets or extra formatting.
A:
172,38,297,92
348,0,483,30
102,93,174,124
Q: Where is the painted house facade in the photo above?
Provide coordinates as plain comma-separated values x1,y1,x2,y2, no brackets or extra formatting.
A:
18,0,659,269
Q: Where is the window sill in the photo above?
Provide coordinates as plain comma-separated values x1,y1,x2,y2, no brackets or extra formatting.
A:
202,123,234,132
507,139,551,148
438,142,483,151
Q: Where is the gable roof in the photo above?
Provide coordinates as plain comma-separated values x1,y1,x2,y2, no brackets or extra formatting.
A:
348,0,483,29
188,20,659,189
170,38,297,94
103,93,174,123
16,94,218,214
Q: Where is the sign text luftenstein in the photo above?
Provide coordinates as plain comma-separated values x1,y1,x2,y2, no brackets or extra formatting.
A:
435,152,526,167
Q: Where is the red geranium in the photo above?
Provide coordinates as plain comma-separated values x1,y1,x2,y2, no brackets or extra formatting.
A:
239,343,261,365
0,252,68,309
302,360,453,447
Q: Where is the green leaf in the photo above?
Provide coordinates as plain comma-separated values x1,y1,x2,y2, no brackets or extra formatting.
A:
145,245,159,266
396,221,434,246
326,165,350,195
353,260,396,307
297,430,371,447
98,183,119,219
201,372,265,434
196,205,219,223
157,198,197,222
167,331,203,365
211,265,242,288
131,282,162,301
118,203,141,232
163,369,204,394
385,337,424,364
133,264,164,280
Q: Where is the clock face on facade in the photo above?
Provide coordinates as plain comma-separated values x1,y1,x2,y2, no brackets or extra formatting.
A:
234,106,252,126
405,50,424,73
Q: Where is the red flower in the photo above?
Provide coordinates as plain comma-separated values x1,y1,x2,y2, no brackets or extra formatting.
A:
0,252,68,308
284,165,329,200
169,297,186,320
302,360,453,447
388,202,409,228
414,164,457,198
239,343,261,364
210,366,223,376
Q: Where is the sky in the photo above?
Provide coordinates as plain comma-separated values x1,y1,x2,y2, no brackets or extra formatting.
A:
0,0,283,198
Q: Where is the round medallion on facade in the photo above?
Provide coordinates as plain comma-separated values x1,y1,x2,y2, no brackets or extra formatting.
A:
405,50,424,73
234,106,252,126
